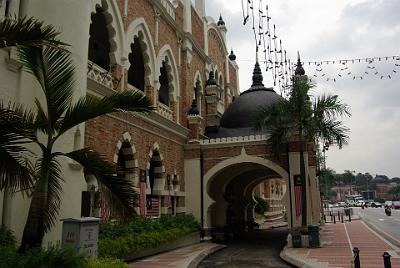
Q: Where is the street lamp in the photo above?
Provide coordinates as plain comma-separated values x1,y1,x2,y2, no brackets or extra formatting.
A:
322,141,330,200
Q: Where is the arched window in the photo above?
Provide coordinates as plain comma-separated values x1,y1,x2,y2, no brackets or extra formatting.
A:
194,78,201,113
88,5,110,70
159,60,170,105
128,36,145,91
219,74,224,103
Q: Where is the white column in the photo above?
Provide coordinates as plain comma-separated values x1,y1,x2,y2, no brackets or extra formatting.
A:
7,0,21,17
183,0,192,33
195,0,205,17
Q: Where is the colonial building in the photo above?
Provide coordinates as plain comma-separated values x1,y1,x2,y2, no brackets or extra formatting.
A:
0,0,321,246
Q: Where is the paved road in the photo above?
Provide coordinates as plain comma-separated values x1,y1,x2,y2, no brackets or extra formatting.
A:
198,227,294,268
357,206,400,246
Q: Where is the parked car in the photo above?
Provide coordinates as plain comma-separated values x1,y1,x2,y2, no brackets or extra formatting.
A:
385,201,393,207
370,202,382,208
392,201,400,209
337,201,347,207
355,200,365,207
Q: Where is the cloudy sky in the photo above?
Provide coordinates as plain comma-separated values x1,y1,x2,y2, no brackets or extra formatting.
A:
205,0,400,178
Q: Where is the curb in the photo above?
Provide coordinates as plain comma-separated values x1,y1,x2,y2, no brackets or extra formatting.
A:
280,246,330,268
187,243,227,268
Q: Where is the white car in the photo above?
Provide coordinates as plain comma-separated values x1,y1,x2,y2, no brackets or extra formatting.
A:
337,201,346,207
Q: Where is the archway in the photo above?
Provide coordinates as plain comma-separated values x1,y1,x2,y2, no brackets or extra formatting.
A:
128,36,145,91
88,4,110,70
203,153,289,238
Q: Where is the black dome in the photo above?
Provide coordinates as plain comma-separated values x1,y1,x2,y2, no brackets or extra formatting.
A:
220,87,281,128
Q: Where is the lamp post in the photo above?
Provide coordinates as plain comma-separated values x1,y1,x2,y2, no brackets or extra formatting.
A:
322,141,330,200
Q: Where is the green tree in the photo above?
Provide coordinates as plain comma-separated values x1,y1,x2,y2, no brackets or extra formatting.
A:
388,186,400,200
256,70,351,226
0,18,153,250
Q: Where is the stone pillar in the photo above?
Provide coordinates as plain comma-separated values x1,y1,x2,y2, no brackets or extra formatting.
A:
187,115,202,140
204,71,221,131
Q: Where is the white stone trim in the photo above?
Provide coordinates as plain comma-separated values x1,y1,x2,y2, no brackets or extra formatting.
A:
200,134,269,145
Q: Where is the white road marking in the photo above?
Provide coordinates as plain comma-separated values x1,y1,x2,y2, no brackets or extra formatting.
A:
379,218,384,221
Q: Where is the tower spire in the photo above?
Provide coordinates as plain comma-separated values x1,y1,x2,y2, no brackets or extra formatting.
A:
295,50,305,75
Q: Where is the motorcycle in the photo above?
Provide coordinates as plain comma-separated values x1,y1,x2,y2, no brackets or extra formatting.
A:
385,206,391,216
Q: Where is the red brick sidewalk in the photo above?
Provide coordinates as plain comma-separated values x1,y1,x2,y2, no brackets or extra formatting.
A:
282,221,400,268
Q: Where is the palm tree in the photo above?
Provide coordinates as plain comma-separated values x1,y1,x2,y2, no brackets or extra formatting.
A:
14,45,153,251
256,69,351,226
0,16,153,250
0,16,66,195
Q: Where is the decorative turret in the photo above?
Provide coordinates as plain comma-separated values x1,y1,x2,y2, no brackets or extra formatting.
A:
188,99,199,115
228,49,236,61
295,51,305,76
187,100,202,142
205,70,217,86
217,14,225,26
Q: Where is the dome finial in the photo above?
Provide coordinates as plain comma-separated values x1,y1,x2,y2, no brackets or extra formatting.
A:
217,14,225,26
295,50,305,75
229,48,236,61
251,50,264,88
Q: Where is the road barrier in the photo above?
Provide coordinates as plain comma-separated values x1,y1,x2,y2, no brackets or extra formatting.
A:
352,248,392,268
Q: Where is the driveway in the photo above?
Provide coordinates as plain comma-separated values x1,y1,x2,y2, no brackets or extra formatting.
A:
198,226,294,268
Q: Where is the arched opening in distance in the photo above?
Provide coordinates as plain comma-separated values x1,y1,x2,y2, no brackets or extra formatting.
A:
128,36,145,91
158,60,170,105
88,4,110,70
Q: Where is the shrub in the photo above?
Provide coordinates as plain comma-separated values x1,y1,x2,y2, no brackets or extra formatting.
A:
99,214,199,240
99,227,192,258
0,225,16,248
85,257,128,268
20,246,86,268
254,196,268,214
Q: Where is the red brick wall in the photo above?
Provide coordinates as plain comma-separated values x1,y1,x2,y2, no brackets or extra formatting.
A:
84,113,186,191
191,7,204,49
207,28,226,76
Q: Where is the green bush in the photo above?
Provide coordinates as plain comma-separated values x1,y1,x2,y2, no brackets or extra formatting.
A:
0,225,16,248
99,214,199,240
85,257,128,268
20,246,86,268
254,196,268,214
99,227,193,258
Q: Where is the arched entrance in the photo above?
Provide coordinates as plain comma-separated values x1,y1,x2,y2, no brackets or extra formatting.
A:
203,152,289,238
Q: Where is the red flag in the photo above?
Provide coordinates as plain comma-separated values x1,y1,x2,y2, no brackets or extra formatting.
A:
295,185,302,217
294,175,302,217
139,170,146,216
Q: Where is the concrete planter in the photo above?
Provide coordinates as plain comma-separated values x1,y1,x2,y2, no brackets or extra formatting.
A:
123,231,200,261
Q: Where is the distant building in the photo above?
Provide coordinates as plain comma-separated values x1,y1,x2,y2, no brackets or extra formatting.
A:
254,179,286,220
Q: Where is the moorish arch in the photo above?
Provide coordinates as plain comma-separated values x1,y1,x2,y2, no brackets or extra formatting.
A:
193,70,203,113
113,132,138,184
157,45,180,106
204,150,289,230
146,142,166,193
88,0,123,69
125,18,157,89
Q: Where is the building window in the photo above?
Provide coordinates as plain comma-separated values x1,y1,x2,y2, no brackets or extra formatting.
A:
128,36,145,91
88,5,110,70
159,60,170,106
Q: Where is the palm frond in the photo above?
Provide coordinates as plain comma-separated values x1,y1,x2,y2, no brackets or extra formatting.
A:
41,158,64,233
65,148,137,219
313,94,351,120
18,46,74,134
0,103,36,193
0,16,66,48
317,119,350,149
59,91,154,135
